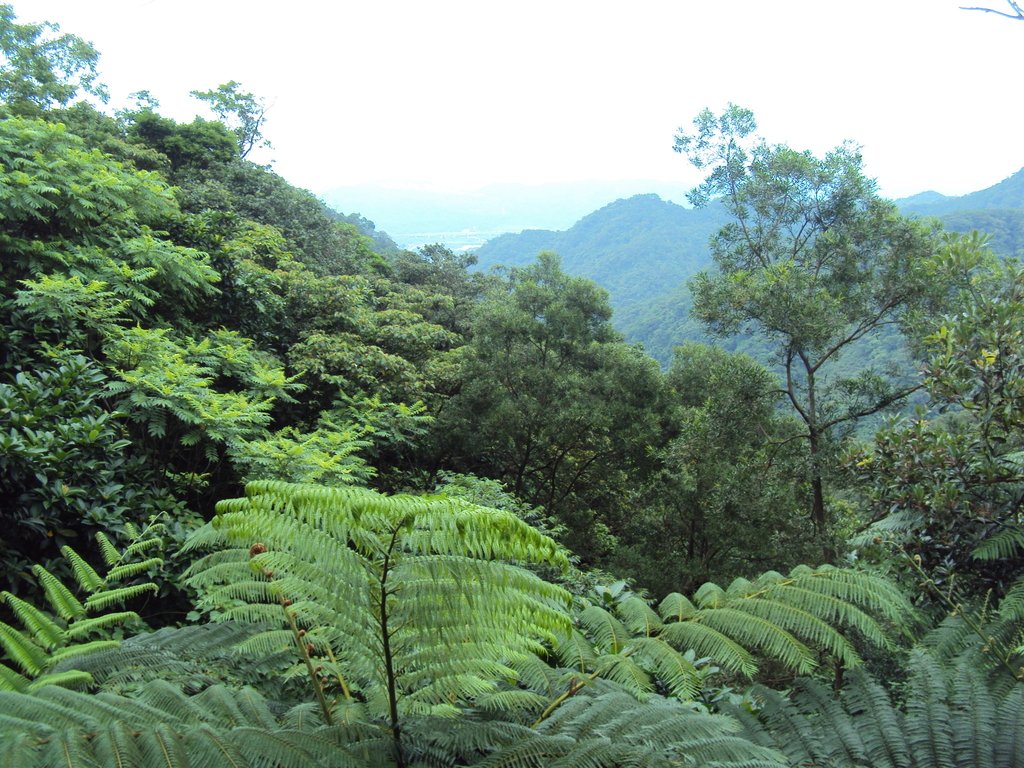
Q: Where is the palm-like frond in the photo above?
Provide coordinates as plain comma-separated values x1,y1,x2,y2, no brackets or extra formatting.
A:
656,565,914,677
184,480,573,762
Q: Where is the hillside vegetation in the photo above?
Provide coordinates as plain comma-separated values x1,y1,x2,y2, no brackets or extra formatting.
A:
0,7,1022,767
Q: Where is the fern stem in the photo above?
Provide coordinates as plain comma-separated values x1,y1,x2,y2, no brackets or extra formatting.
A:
533,645,640,728
378,526,406,768
899,543,1022,681
323,644,354,702
281,597,334,726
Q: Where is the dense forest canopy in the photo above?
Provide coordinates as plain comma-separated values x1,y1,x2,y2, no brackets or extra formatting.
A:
0,6,1022,766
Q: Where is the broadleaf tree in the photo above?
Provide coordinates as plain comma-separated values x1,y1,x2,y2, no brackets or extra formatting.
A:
675,104,945,556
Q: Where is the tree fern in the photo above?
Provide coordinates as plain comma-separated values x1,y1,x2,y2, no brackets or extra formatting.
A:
183,480,573,767
549,565,915,708
734,646,1024,768
0,680,386,767
656,565,914,677
472,680,787,768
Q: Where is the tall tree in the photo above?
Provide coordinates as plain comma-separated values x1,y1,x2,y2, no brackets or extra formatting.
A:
0,4,106,115
190,80,271,160
675,105,942,554
440,253,665,562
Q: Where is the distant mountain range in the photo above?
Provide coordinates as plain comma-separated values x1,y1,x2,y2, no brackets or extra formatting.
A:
472,168,1024,363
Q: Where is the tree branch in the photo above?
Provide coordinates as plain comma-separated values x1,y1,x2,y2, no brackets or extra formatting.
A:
960,1,1024,20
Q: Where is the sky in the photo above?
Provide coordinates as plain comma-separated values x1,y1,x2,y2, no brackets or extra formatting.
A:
11,0,1024,200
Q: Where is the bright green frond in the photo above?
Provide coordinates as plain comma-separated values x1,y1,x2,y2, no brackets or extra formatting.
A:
59,546,104,592
659,621,757,677
1,592,64,649
30,566,86,621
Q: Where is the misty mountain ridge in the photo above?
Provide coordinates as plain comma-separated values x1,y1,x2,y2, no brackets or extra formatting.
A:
320,179,689,250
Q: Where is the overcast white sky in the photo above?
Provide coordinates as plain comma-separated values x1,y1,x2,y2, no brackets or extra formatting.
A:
11,0,1024,199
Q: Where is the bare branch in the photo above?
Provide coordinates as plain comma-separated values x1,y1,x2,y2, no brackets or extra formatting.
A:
960,1,1024,20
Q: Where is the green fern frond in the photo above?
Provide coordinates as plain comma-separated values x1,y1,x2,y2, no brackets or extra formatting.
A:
626,636,700,699
577,605,631,654
83,583,158,611
104,557,164,583
59,546,104,592
25,670,94,692
950,657,998,768
614,596,663,637
904,650,955,768
553,629,600,673
694,607,817,674
30,565,86,621
63,611,140,640
1,592,64,650
973,525,1024,561
0,622,48,676
659,620,757,677
996,685,1024,767
658,591,697,621
0,663,32,693
95,532,121,566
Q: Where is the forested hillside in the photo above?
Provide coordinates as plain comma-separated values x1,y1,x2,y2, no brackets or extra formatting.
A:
0,7,1022,767
477,170,1024,364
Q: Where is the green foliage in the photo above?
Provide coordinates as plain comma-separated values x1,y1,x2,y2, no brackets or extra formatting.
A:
476,680,787,768
853,239,1024,598
0,4,106,115
676,104,944,548
0,680,381,768
0,352,182,588
184,480,572,764
0,117,178,274
736,647,1024,768
191,80,271,159
439,252,667,563
0,524,162,692
616,343,817,595
561,564,914,700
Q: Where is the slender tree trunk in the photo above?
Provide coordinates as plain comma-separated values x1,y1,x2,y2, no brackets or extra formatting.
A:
803,358,834,562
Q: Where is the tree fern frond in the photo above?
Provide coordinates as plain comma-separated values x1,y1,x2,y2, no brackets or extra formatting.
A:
95,532,123,567
613,596,663,637
659,621,757,677
658,592,697,622
694,607,817,674
552,628,600,673
83,583,158,611
592,653,654,699
995,685,1024,767
950,656,997,768
904,650,955,768
973,524,1024,561
841,668,911,768
63,611,140,640
0,659,35,693
474,689,549,718
25,669,94,692
576,605,631,655
626,636,700,700
0,622,48,676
